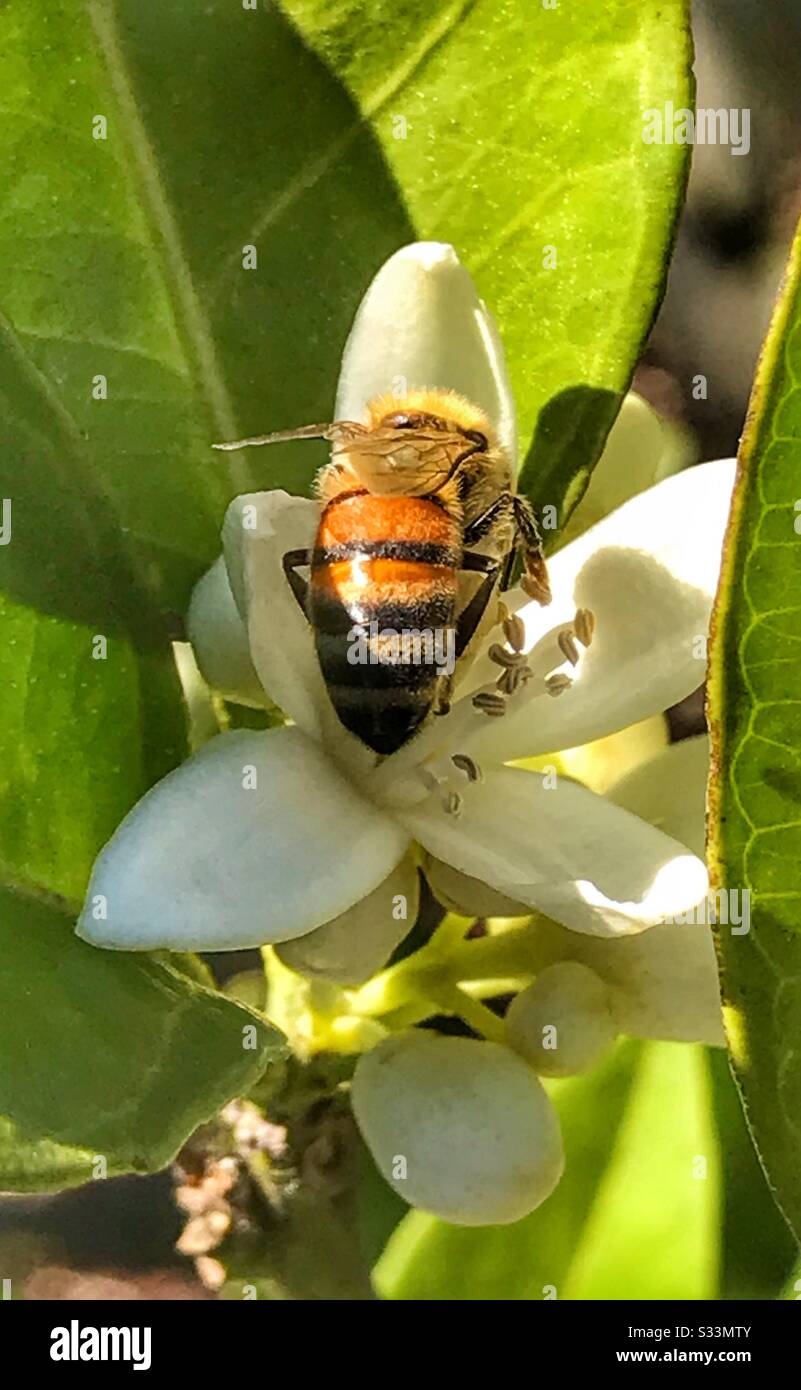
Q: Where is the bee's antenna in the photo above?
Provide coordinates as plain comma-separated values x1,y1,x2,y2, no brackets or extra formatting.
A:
212,423,336,452
212,421,367,452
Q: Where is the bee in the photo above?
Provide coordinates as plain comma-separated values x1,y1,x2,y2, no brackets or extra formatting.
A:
214,389,551,755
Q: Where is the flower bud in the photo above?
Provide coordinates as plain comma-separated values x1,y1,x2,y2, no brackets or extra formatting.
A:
275,857,419,985
351,1031,563,1225
505,962,617,1076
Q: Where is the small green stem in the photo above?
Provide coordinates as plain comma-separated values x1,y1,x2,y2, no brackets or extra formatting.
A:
425,982,507,1044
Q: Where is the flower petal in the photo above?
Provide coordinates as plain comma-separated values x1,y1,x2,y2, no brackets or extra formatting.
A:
335,242,516,461
401,766,708,937
530,915,724,1046
77,726,409,951
275,854,419,985
522,735,724,1044
560,392,695,545
464,458,736,762
607,733,709,858
187,557,267,708
221,490,324,736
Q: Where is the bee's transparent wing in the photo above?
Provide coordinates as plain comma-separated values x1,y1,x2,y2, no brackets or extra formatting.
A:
336,428,466,496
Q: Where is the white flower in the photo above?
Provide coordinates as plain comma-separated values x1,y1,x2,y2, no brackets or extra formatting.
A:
77,242,735,970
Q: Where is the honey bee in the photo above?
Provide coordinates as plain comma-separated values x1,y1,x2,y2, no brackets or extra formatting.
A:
214,389,551,755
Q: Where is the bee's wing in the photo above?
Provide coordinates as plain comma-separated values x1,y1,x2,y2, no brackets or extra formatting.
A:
336,427,465,496
212,421,367,452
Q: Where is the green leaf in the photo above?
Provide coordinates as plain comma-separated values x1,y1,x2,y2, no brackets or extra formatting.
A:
707,215,801,1242
376,1042,719,1301
0,886,283,1174
280,0,693,522
374,1039,641,1300
0,592,186,906
707,1049,798,1299
0,0,415,629
0,1116,123,1193
565,1043,719,1300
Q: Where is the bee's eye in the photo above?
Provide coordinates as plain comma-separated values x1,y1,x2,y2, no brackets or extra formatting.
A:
385,413,421,430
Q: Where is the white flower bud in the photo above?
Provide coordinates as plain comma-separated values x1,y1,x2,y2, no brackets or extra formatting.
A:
505,962,617,1077
275,856,419,985
351,1031,564,1225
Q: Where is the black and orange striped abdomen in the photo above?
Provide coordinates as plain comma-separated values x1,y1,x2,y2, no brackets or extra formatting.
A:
308,491,461,754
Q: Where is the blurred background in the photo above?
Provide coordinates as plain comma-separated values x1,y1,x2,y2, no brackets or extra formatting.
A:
4,0,801,1301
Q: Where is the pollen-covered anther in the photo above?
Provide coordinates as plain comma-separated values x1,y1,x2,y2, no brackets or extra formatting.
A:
574,607,596,647
546,672,573,697
496,663,532,696
451,753,483,783
488,642,528,671
557,629,580,667
502,612,526,654
472,690,508,717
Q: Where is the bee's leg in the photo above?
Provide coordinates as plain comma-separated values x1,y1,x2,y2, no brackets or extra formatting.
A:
511,495,551,605
461,494,515,547
282,548,311,616
455,550,502,658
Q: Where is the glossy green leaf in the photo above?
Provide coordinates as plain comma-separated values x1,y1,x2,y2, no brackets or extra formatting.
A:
707,1049,798,1299
0,1117,114,1194
281,0,693,521
707,216,801,1242
0,886,282,1174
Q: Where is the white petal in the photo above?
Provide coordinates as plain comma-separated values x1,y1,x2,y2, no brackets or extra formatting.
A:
528,735,724,1044
423,854,532,919
607,734,709,858
77,726,409,951
221,490,324,736
401,767,708,937
335,242,516,461
531,915,724,1046
561,392,695,544
465,459,737,762
275,855,419,985
352,1031,563,1225
187,557,267,708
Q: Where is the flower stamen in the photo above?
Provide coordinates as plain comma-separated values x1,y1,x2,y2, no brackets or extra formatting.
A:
574,607,596,647
451,753,484,783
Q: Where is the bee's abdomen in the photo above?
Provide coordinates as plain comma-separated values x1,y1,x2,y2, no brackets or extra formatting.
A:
309,493,461,754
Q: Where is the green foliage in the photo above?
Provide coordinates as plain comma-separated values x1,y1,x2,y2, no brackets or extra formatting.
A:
708,217,801,1243
282,0,693,522
0,886,282,1172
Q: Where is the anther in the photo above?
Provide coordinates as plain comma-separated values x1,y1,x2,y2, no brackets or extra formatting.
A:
502,612,526,653
558,630,580,666
488,642,526,670
472,690,508,717
546,673,573,697
496,664,532,696
443,791,463,816
574,608,596,647
451,753,483,783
